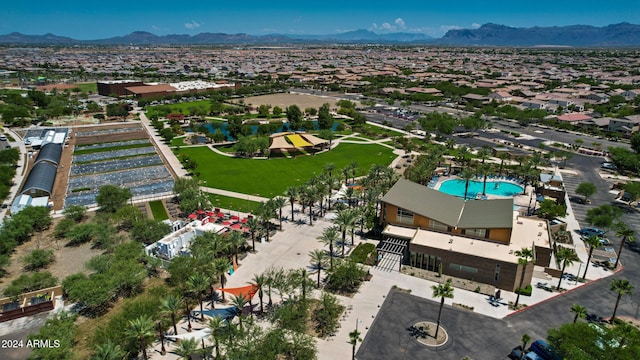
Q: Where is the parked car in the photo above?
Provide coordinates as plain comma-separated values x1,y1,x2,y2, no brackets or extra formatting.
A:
580,228,605,237
508,346,524,360
529,340,561,360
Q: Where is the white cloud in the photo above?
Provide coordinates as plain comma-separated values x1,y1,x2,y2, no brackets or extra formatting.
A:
151,25,161,32
184,21,201,30
440,25,463,32
381,22,396,31
394,18,406,29
471,23,481,29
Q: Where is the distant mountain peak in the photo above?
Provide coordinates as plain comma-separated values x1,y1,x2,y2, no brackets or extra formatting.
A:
0,23,638,46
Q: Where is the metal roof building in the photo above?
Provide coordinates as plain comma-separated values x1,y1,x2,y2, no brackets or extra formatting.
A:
21,162,57,197
34,143,62,166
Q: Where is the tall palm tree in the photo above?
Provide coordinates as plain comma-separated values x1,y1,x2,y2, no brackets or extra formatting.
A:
265,269,274,307
460,168,475,200
498,152,511,176
251,273,265,314
174,338,198,360
285,186,299,222
246,217,259,252
342,166,351,185
614,222,635,269
183,294,193,332
556,247,579,290
335,209,356,255
349,327,362,360
480,162,492,196
227,231,246,265
309,249,327,288
514,247,534,307
212,257,229,302
93,340,125,360
299,268,309,301
476,147,490,164
187,272,211,321
160,293,183,335
432,280,454,339
125,315,155,360
208,315,224,360
520,333,531,358
319,226,340,270
272,196,287,230
570,303,587,323
582,235,602,280
348,161,359,184
323,162,335,178
611,278,633,322
230,293,249,330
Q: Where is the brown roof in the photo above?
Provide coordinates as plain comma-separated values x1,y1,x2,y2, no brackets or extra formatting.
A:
125,84,176,94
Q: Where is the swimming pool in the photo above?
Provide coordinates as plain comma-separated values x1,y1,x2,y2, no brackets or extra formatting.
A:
438,179,523,199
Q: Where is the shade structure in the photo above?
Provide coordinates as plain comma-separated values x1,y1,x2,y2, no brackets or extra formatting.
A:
286,134,313,147
198,209,205,214
188,213,197,219
216,212,225,218
230,215,239,220
206,211,215,216
190,306,237,321
222,221,231,226
216,284,259,299
230,223,241,229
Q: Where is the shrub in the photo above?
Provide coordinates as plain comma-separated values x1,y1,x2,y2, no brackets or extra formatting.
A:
349,243,376,264
22,249,55,271
516,284,532,296
3,271,58,297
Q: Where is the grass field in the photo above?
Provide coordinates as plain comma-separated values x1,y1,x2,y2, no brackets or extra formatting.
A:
148,200,169,220
207,193,263,214
76,82,98,93
180,143,396,197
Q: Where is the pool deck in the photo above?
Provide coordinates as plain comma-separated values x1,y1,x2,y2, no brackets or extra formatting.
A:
432,175,535,211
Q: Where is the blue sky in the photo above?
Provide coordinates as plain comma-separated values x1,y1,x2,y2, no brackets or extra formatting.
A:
2,1,639,39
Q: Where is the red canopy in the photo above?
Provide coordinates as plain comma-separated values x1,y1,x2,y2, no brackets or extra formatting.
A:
206,211,215,216
188,213,197,219
217,284,258,299
230,215,239,220
230,223,241,229
222,221,232,226
216,213,225,218
198,209,205,214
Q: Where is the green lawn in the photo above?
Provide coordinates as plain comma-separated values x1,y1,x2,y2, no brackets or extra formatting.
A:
171,136,189,147
149,200,169,220
180,143,396,197
76,82,98,93
206,193,263,214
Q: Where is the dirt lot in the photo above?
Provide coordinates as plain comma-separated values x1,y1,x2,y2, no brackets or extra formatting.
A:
231,93,346,110
0,217,103,295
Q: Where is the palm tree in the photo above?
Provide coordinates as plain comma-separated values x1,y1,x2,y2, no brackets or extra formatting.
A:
614,222,635,269
246,217,259,252
514,247,534,307
432,280,454,339
92,340,125,360
285,186,299,222
272,196,287,230
251,273,265,314
230,293,249,330
348,161,359,184
556,248,579,290
611,278,634,322
187,272,211,321
498,152,511,176
160,293,183,335
460,168,475,200
227,231,246,265
582,235,602,280
335,209,356,255
323,162,335,178
480,162,492,196
208,315,224,360
183,295,193,332
125,315,155,360
349,327,362,360
309,249,327,288
265,269,274,307
212,257,229,302
520,333,531,356
174,338,198,360
570,303,587,323
319,226,340,270
299,268,309,301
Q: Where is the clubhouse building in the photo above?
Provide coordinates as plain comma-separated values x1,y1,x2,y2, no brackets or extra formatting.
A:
380,179,553,291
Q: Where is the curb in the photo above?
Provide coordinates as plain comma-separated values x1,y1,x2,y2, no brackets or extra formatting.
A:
506,265,624,317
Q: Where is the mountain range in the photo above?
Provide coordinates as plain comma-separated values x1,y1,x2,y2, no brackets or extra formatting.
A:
1,23,639,46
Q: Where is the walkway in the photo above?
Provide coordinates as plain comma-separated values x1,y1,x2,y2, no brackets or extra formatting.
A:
138,112,188,178
0,127,28,222
199,186,269,203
